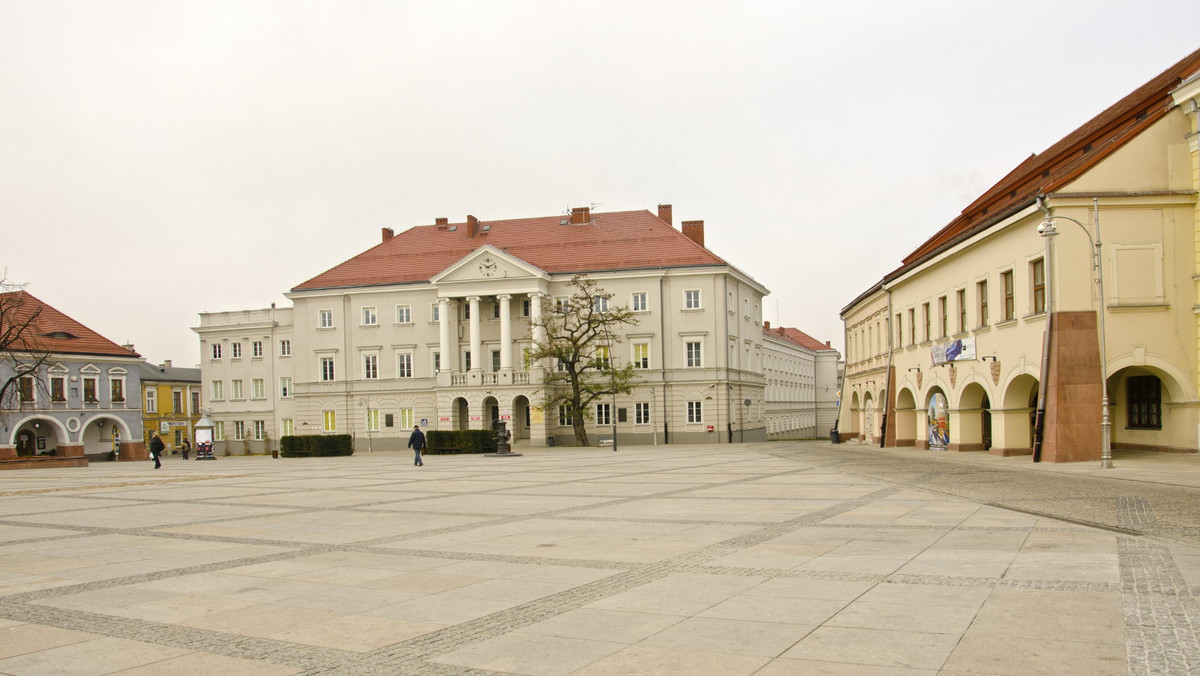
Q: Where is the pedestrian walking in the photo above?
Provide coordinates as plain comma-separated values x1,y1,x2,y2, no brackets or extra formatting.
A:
408,425,426,466
149,432,165,469
181,438,191,460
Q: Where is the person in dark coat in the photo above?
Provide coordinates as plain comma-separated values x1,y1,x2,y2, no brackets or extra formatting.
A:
180,438,191,460
408,425,426,466
149,432,165,469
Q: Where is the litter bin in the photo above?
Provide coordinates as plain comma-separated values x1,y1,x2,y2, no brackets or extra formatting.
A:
830,428,840,444
546,436,555,447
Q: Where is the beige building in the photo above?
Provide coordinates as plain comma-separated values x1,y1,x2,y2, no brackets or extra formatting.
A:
839,46,1200,461
195,205,772,452
761,322,841,440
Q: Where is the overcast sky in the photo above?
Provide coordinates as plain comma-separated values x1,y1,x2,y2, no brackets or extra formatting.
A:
3,1,1196,366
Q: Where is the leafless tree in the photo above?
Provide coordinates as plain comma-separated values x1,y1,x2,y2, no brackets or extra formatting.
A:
0,275,52,420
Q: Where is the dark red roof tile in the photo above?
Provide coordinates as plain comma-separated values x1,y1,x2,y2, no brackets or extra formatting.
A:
0,291,140,358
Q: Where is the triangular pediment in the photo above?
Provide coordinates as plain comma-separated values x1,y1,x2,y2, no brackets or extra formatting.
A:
432,245,548,287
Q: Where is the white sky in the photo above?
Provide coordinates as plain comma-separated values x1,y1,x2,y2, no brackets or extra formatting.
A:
3,1,1196,366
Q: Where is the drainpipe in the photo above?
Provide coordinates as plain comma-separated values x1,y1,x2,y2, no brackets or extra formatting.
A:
1033,197,1056,462
880,288,894,448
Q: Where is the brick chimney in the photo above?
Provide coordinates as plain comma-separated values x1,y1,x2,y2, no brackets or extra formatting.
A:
435,217,449,228
658,203,673,225
764,321,770,330
570,207,590,224
682,220,705,247
382,227,394,242
467,215,479,238
826,341,831,348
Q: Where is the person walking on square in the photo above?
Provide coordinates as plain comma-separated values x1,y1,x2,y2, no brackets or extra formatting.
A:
181,438,191,461
408,425,426,466
149,432,165,469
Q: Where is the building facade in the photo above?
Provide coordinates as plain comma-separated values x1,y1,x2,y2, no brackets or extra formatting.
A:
138,361,202,455
196,205,772,452
0,291,147,464
839,47,1200,461
761,322,841,440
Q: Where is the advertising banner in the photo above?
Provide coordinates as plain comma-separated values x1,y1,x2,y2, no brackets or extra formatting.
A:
931,337,976,365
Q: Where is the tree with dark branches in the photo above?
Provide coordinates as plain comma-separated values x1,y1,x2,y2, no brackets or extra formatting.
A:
0,276,53,422
527,275,639,447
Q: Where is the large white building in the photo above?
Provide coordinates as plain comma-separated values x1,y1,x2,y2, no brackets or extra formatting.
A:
761,322,841,440
195,205,785,452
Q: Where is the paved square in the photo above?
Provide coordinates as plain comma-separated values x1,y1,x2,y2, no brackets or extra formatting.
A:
0,442,1197,674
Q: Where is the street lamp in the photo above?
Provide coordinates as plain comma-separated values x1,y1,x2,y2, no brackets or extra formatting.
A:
1036,196,1112,469
359,397,373,453
600,321,617,452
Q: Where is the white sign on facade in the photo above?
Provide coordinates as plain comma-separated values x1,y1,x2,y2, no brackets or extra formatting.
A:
931,337,976,365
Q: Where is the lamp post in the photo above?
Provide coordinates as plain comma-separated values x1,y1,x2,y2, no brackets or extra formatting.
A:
600,322,617,452
359,397,373,453
1036,196,1112,469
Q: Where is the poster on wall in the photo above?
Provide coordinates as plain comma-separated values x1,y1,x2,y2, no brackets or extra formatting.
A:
927,393,949,450
931,337,976,365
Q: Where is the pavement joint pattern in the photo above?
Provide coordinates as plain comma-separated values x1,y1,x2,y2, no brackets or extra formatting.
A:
1,442,1198,674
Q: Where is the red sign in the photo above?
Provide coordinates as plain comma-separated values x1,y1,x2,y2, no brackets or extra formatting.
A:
706,425,714,432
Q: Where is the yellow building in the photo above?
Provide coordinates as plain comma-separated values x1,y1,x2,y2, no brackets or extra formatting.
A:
138,361,202,454
840,46,1200,462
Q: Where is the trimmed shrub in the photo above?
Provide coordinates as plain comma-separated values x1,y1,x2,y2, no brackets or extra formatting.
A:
279,434,354,458
425,430,497,455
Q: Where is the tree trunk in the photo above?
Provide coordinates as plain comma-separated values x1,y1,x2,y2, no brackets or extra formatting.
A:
573,418,590,447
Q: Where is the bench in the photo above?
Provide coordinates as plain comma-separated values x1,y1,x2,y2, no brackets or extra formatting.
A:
598,438,614,447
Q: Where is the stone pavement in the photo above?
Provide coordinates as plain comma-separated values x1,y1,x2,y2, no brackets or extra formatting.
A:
0,441,1197,675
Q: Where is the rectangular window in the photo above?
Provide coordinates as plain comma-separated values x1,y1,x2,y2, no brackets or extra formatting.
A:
211,343,222,359
397,353,413,378
922,303,930,342
279,339,291,357
632,292,647,312
232,342,242,359
596,403,611,426
280,377,292,398
1127,376,1162,429
464,352,472,371
554,297,569,314
323,410,336,432
895,313,903,346
684,289,701,309
252,340,263,357
956,289,967,333
521,299,531,317
492,302,501,319
463,303,471,320
395,305,411,324
251,378,265,399
363,354,378,380
593,296,609,313
232,380,244,399
319,309,334,328
233,421,246,440
938,296,948,338
51,377,65,402
83,377,98,403
633,343,649,369
191,391,200,414
492,350,501,372
908,308,916,344
211,380,223,400
1002,271,1015,321
362,306,377,326
635,402,650,424
432,351,440,373
1032,259,1046,314
558,405,573,426
110,379,124,403
172,390,182,412
366,409,380,432
596,345,611,369
253,420,265,441
320,356,335,382
214,421,225,441
686,341,702,368
687,400,703,423
398,408,414,429
555,356,567,372
16,376,34,402
281,419,293,436
977,280,989,327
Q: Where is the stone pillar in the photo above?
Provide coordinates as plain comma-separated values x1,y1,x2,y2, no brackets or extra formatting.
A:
468,296,481,371
498,294,512,370
439,298,452,372
531,293,545,345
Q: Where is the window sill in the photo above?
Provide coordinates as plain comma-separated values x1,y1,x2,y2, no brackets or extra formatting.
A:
973,325,992,334
995,319,1018,328
361,324,379,329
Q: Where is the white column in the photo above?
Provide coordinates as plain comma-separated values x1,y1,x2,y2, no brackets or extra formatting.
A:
438,298,452,372
531,293,545,345
498,294,513,369
468,296,481,371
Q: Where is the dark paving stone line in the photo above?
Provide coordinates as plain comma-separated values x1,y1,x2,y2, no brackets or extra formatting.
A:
1119,537,1200,675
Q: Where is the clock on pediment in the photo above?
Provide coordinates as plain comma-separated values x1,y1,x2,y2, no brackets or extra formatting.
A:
478,256,498,277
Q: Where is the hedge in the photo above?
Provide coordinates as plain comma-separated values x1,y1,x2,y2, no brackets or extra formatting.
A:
279,434,354,457
425,430,497,455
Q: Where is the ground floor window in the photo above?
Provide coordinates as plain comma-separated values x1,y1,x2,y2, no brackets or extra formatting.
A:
687,401,703,423
596,403,611,426
635,402,650,424
1127,375,1162,429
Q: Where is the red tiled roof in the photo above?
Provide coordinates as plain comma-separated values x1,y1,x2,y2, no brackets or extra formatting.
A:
293,209,725,291
0,291,140,358
764,325,836,352
895,46,1200,272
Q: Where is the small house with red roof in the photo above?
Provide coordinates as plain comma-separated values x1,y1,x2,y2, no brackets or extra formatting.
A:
195,205,772,450
838,46,1200,462
0,291,148,465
